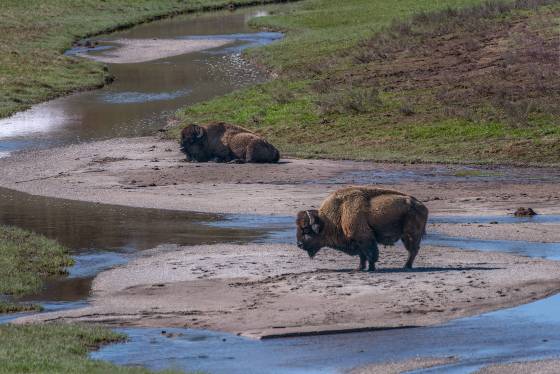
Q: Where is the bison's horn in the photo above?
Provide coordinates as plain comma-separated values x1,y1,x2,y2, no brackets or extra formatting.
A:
306,210,321,234
194,125,204,138
306,210,315,225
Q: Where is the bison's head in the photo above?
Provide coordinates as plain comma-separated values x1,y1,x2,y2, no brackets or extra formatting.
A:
296,210,324,258
180,124,208,161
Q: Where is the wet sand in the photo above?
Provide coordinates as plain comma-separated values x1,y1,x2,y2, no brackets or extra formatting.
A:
432,222,560,243
78,38,232,63
0,136,559,216
15,242,560,339
349,357,456,374
476,359,560,373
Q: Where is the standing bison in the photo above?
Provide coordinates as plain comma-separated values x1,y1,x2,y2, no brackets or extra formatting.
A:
180,122,280,163
296,187,428,271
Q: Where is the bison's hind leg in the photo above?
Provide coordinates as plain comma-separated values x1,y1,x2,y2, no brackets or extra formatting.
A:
402,236,419,269
402,204,428,269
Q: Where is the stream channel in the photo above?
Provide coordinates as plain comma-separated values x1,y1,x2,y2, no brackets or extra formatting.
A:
0,4,559,374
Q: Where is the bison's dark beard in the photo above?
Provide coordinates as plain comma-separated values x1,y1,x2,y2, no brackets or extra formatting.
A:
306,247,320,259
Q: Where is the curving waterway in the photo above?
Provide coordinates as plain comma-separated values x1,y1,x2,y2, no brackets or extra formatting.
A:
0,7,280,157
1,4,560,374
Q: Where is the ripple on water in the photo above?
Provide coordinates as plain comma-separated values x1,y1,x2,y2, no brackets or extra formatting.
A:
100,89,192,104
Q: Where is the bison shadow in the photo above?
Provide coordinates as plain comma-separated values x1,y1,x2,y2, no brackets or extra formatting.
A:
312,266,500,274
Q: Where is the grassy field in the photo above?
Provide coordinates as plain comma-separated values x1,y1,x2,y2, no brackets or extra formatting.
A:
171,0,560,165
0,0,291,119
0,324,180,373
0,226,73,313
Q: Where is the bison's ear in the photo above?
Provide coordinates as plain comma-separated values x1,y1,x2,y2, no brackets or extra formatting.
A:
306,210,323,234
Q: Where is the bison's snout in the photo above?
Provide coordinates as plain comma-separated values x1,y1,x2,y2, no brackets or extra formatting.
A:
297,241,303,248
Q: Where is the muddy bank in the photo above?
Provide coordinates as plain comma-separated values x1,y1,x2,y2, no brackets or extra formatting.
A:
15,242,560,339
1,136,559,216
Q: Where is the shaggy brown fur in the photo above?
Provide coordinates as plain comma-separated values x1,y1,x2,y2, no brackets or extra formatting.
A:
296,187,428,271
180,122,280,163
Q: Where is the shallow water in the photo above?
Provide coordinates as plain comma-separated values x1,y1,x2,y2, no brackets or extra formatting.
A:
430,214,560,224
425,233,560,260
92,293,560,374
0,7,281,156
0,187,274,302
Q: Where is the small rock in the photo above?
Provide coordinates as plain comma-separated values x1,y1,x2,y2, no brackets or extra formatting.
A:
514,207,537,217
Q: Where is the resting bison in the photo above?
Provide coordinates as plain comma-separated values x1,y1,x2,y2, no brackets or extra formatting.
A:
180,122,280,163
296,187,428,271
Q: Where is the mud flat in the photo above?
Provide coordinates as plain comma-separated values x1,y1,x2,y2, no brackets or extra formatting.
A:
14,242,560,339
475,359,560,374
0,136,559,216
349,357,456,374
432,222,560,243
78,38,232,63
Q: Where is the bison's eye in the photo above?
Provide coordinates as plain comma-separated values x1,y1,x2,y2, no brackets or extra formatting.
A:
301,227,313,235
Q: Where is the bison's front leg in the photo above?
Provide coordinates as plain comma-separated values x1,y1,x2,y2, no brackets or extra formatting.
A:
351,240,377,272
357,254,366,271
366,241,379,272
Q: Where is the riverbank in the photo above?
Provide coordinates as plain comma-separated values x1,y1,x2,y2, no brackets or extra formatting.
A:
169,0,560,164
14,242,560,339
1,136,558,216
0,323,178,373
0,0,291,119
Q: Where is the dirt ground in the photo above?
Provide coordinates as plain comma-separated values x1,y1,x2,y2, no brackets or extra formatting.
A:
15,242,560,339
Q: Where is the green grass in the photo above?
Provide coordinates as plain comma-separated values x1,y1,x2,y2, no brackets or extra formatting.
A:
0,301,42,314
0,0,291,119
0,228,179,373
171,0,560,165
0,324,180,373
0,226,73,313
